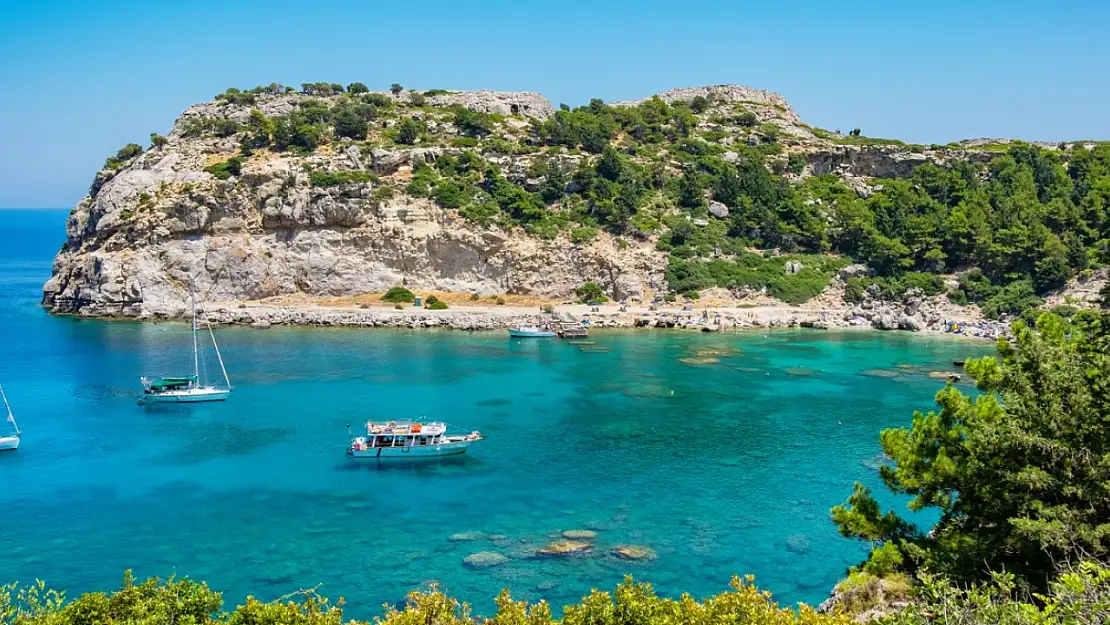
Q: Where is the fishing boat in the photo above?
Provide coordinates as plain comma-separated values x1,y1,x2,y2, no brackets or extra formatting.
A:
508,324,556,338
139,285,231,404
0,385,20,451
347,420,483,459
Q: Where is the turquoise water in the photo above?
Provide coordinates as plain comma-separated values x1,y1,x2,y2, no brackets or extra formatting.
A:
0,209,990,615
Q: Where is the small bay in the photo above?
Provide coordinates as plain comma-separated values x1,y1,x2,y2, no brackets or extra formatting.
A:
0,210,991,615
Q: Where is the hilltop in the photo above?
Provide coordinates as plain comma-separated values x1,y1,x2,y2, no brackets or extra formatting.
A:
41,81,1110,328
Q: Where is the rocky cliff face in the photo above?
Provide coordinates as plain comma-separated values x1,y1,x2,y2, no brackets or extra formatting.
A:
42,84,996,318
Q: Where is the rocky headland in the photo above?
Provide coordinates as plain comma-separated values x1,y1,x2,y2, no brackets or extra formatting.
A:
41,82,1103,337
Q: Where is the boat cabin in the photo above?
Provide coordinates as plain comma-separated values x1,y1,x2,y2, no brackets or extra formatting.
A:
144,376,198,393
353,420,450,450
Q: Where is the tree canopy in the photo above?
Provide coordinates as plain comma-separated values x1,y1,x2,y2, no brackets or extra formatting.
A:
833,310,1110,589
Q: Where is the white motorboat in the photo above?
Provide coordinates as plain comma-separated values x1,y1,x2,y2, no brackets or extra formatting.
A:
0,384,20,451
508,324,556,338
140,284,231,404
347,420,483,459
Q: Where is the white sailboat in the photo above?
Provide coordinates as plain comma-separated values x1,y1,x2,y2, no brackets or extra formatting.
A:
140,285,231,404
0,384,20,451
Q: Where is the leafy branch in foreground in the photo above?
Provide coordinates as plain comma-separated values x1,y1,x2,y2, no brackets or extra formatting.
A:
833,310,1110,590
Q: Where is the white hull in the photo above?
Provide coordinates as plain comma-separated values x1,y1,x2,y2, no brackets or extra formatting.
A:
348,439,475,459
0,435,19,451
141,388,230,404
508,330,556,338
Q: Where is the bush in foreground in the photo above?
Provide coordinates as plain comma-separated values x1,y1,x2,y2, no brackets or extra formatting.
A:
4,565,1109,625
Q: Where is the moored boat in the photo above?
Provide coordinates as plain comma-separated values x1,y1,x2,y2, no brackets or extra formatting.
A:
140,284,232,405
508,324,556,338
0,384,20,451
347,420,483,459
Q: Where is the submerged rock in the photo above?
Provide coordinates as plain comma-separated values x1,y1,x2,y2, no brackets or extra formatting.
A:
694,346,741,358
463,551,508,568
784,367,821,377
927,371,962,381
449,531,487,542
536,540,592,556
535,580,559,592
679,356,719,366
861,369,900,379
612,545,657,561
784,535,812,555
562,530,597,540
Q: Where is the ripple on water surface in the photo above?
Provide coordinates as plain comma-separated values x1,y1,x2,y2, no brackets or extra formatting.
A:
0,271,991,619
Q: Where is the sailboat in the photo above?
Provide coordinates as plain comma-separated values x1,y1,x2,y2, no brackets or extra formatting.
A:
139,284,231,404
0,384,20,451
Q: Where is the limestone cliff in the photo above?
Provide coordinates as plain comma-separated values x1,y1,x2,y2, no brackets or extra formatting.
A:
41,83,1000,318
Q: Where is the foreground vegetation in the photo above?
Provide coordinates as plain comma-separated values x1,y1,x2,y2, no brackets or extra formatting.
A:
3,562,1108,625
107,81,1110,310
833,309,1110,611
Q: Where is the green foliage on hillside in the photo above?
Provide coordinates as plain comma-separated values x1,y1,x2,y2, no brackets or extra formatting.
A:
104,143,143,169
308,170,374,187
667,253,848,303
380,287,414,303
204,157,243,180
833,311,1110,590
174,83,1110,304
576,282,608,303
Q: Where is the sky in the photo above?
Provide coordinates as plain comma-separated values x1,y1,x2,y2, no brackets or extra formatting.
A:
1,0,1108,208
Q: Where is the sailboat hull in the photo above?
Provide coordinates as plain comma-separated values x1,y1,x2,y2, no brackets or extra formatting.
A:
140,387,230,404
0,435,19,451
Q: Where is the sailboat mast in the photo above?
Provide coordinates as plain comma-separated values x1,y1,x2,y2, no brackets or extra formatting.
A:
207,320,231,389
191,283,200,381
0,384,18,435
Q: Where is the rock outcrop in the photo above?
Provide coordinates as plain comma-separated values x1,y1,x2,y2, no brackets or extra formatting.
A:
41,83,1024,321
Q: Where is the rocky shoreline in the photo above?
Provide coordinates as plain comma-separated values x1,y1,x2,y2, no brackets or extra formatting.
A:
74,298,1008,340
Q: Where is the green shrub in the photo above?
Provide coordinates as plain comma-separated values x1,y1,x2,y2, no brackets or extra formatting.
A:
362,93,392,108
428,300,449,310
452,107,497,138
216,87,256,106
423,89,451,97
980,279,1043,319
576,282,608,303
470,293,480,301
104,143,143,169
149,133,168,148
409,93,426,107
787,154,806,174
347,82,369,93
390,83,403,95
433,181,467,209
667,254,847,305
395,118,420,145
381,286,414,303
570,226,599,244
204,157,243,180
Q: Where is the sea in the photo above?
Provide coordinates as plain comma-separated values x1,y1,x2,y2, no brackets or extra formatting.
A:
0,208,991,616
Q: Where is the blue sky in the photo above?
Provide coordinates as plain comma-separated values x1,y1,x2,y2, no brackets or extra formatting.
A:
2,0,1108,208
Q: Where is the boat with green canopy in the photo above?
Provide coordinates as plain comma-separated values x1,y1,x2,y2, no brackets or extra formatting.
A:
140,284,231,404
